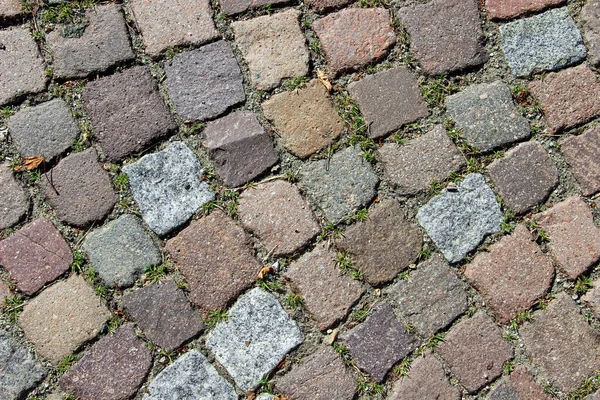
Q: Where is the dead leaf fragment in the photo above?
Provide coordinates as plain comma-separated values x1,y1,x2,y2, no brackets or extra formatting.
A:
274,395,290,400
246,391,256,400
258,265,274,279
13,156,45,171
327,328,339,345
317,69,332,92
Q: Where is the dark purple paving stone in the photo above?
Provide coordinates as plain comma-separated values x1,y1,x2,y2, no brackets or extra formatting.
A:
305,0,353,13
165,41,245,122
204,110,278,187
39,148,118,227
0,218,72,295
561,126,600,196
123,280,204,352
220,0,289,15
488,366,551,400
84,66,176,162
59,325,152,400
0,163,28,230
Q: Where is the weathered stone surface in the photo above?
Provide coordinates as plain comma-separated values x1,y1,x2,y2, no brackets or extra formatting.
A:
204,111,278,187
165,41,244,121
59,325,152,400
143,350,237,400
465,224,554,324
47,4,134,79
0,0,22,19
0,218,72,295
238,179,320,256
0,329,46,400
123,142,214,236
521,293,600,393
392,254,468,337
437,312,513,393
583,282,600,319
533,197,600,279
123,280,204,352
417,173,502,263
84,66,176,162
166,210,260,312
348,67,429,139
344,303,419,382
587,392,600,400
305,0,352,13
313,8,395,75
488,366,550,400
0,163,27,230
206,288,303,391
0,27,46,106
528,64,600,134
377,125,466,195
40,148,118,227
0,281,12,300
232,10,309,91
486,0,565,20
284,243,365,330
398,0,487,75
299,146,379,223
500,7,586,77
582,0,600,67
130,0,219,57
83,214,161,288
336,200,422,286
276,346,356,400
220,0,289,15
487,141,558,214
19,275,111,364
7,99,79,160
561,126,600,196
262,79,343,158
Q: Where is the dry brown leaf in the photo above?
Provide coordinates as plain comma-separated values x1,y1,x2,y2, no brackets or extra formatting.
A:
246,391,256,400
13,156,45,171
258,265,274,279
274,396,290,400
317,69,332,92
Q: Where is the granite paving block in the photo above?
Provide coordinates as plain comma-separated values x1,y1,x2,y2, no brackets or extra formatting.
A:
221,0,289,15
232,10,309,90
583,282,600,319
343,303,419,382
588,392,600,400
0,218,72,295
336,200,422,286
130,0,219,57
123,142,214,236
0,329,46,400
347,67,429,139
83,214,161,288
7,99,79,160
313,8,395,75
500,7,586,77
417,173,502,263
521,293,600,393
464,224,554,324
204,111,278,188
561,126,600,196
275,346,356,400
0,0,22,19
0,163,28,230
533,197,600,279
262,79,343,158
446,81,531,152
165,41,245,121
305,0,352,13
206,288,303,391
238,179,320,257
487,141,558,214
166,210,260,312
299,146,379,223
40,148,118,227
378,125,466,195
123,280,204,352
59,325,152,400
392,254,468,337
582,0,600,67
486,0,565,20
0,27,46,106
144,351,237,399
84,66,176,162
488,366,550,400
47,4,134,79
19,275,111,364
437,312,513,393
398,0,487,75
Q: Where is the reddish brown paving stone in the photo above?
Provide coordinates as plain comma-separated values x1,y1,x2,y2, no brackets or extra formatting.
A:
529,64,600,134
39,148,118,227
0,163,28,230
561,126,600,196
283,243,365,330
486,0,565,20
488,366,550,400
464,224,554,324
336,199,422,286
59,325,152,400
0,0,22,19
305,0,353,13
0,218,72,295
533,197,600,280
520,292,600,393
397,0,487,75
275,346,357,400
166,210,260,313
220,0,289,15
583,282,600,318
582,0,600,67
436,312,513,393
312,8,395,76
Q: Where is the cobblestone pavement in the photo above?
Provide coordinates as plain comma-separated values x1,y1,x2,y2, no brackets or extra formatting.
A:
2,0,600,399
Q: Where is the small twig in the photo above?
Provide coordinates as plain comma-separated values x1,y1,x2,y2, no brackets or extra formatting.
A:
43,161,59,196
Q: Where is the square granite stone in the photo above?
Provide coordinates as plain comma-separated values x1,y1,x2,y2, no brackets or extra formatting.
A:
583,281,600,319
0,0,22,19
487,366,551,400
561,126,600,196
486,0,565,20
0,329,46,400
0,163,28,230
582,0,600,67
